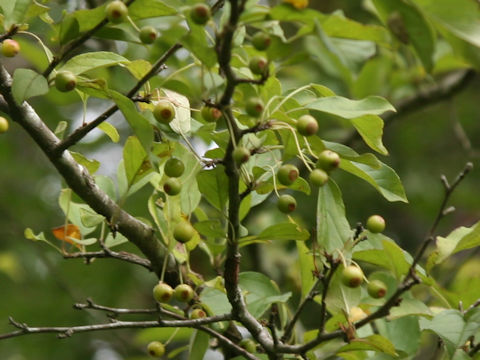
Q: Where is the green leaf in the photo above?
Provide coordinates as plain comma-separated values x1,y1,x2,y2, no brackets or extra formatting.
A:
70,151,100,174
59,14,80,45
97,122,120,143
376,316,421,355
373,0,435,71
350,115,388,155
316,180,353,253
412,0,480,48
196,166,229,212
0,0,30,27
109,91,153,152
128,0,177,19
337,334,398,356
182,18,216,68
388,298,433,320
307,95,395,119
419,309,480,357
239,272,292,318
123,136,147,186
322,13,391,47
431,221,480,267
340,158,408,202
164,89,191,135
79,208,104,228
297,240,316,298
240,223,310,245
58,189,98,236
11,69,49,104
188,330,209,360
59,51,129,75
71,5,106,33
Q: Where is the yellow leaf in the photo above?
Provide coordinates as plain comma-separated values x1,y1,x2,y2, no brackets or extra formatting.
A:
52,224,82,250
283,0,309,9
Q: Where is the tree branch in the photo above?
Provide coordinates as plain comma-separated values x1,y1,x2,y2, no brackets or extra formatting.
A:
64,249,152,271
0,65,167,278
74,298,157,315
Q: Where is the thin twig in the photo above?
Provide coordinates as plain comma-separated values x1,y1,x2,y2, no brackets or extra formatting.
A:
74,298,158,315
64,249,152,270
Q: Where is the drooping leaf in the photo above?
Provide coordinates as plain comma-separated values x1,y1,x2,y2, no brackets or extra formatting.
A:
70,151,100,174
11,69,49,104
188,330,209,360
109,91,153,152
128,0,177,19
123,136,148,187
350,115,388,155
340,158,408,203
316,180,353,253
97,122,120,143
197,166,229,212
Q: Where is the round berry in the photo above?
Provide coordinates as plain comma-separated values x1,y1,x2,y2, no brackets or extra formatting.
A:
105,0,128,24
201,106,222,123
341,265,364,288
249,56,268,76
316,150,340,172
174,283,195,302
240,339,257,353
233,146,250,165
153,282,174,303
190,3,211,25
251,32,271,51
190,308,207,319
367,279,387,299
309,169,328,187
55,71,77,92
245,98,264,117
296,114,318,136
164,157,185,178
277,194,296,213
366,215,386,233
0,116,9,133
153,100,175,124
1,39,20,57
163,178,182,196
147,341,165,357
277,164,299,186
139,26,158,44
173,221,195,243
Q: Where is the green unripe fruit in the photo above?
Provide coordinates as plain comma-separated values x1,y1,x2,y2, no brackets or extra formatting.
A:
147,341,165,357
367,279,387,299
277,164,299,186
163,178,182,196
139,26,158,44
153,100,175,124
233,146,250,165
201,106,222,123
366,215,386,233
1,39,20,57
190,3,211,25
245,98,264,117
0,116,9,133
309,169,328,187
55,71,77,92
153,282,174,303
341,265,364,288
240,339,257,353
173,221,195,243
277,194,296,213
174,283,195,302
106,0,128,24
316,150,340,172
296,114,318,136
249,56,268,75
164,157,185,178
251,32,271,51
190,308,207,319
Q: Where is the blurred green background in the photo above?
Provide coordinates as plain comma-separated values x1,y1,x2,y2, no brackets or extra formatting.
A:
1,0,479,359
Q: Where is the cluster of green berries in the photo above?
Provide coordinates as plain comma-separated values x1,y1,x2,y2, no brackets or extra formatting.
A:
340,215,387,298
275,147,339,214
